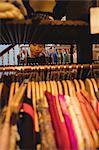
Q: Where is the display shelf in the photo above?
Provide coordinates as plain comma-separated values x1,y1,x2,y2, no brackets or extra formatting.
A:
0,19,97,64
0,19,89,44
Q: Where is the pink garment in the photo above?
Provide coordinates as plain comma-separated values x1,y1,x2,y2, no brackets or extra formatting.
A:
58,94,78,150
45,91,71,150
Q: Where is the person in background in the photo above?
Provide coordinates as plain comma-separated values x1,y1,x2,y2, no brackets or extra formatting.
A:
43,48,49,64
50,47,58,65
30,44,44,58
57,49,61,65
60,49,63,64
73,50,77,63
48,47,52,64
65,50,69,64
17,45,28,65
62,49,66,64
66,49,71,63
51,47,55,64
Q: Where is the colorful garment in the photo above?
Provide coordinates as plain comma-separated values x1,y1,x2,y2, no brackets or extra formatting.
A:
37,99,57,150
58,94,78,150
17,97,35,149
64,95,85,150
81,90,98,117
70,96,96,150
45,91,71,150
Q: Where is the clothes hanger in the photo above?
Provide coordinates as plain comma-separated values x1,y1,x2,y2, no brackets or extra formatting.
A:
31,81,39,133
6,82,15,122
96,78,99,89
91,78,99,100
66,65,77,97
35,81,40,133
11,81,27,113
39,81,43,100
0,82,4,101
91,78,98,92
27,81,31,99
61,80,69,96
46,81,51,93
73,65,81,92
0,82,15,150
85,78,97,102
78,65,86,90
66,80,72,96
15,81,19,93
9,81,20,150
85,65,98,99
73,79,81,92
50,80,64,122
42,81,48,108
9,76,20,150
35,81,40,102
45,67,52,93
88,65,98,93
57,80,63,95
66,80,76,97
11,72,33,114
39,81,48,108
54,66,64,95
78,79,86,90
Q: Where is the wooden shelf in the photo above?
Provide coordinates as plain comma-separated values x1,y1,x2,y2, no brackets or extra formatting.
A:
0,19,89,44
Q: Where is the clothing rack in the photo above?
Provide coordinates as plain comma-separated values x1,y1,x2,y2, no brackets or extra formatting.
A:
0,64,99,72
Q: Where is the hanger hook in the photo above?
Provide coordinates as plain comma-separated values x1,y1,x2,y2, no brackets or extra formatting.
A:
79,65,84,79
90,64,96,78
75,64,79,79
68,65,72,80
86,64,92,78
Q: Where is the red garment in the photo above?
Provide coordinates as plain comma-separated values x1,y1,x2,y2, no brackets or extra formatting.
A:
23,103,34,123
45,91,71,150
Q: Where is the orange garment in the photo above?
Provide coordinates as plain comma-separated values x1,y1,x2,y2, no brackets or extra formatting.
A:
77,91,99,148
81,90,98,118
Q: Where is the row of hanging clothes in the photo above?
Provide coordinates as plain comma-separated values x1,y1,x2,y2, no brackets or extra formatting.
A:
0,64,99,150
